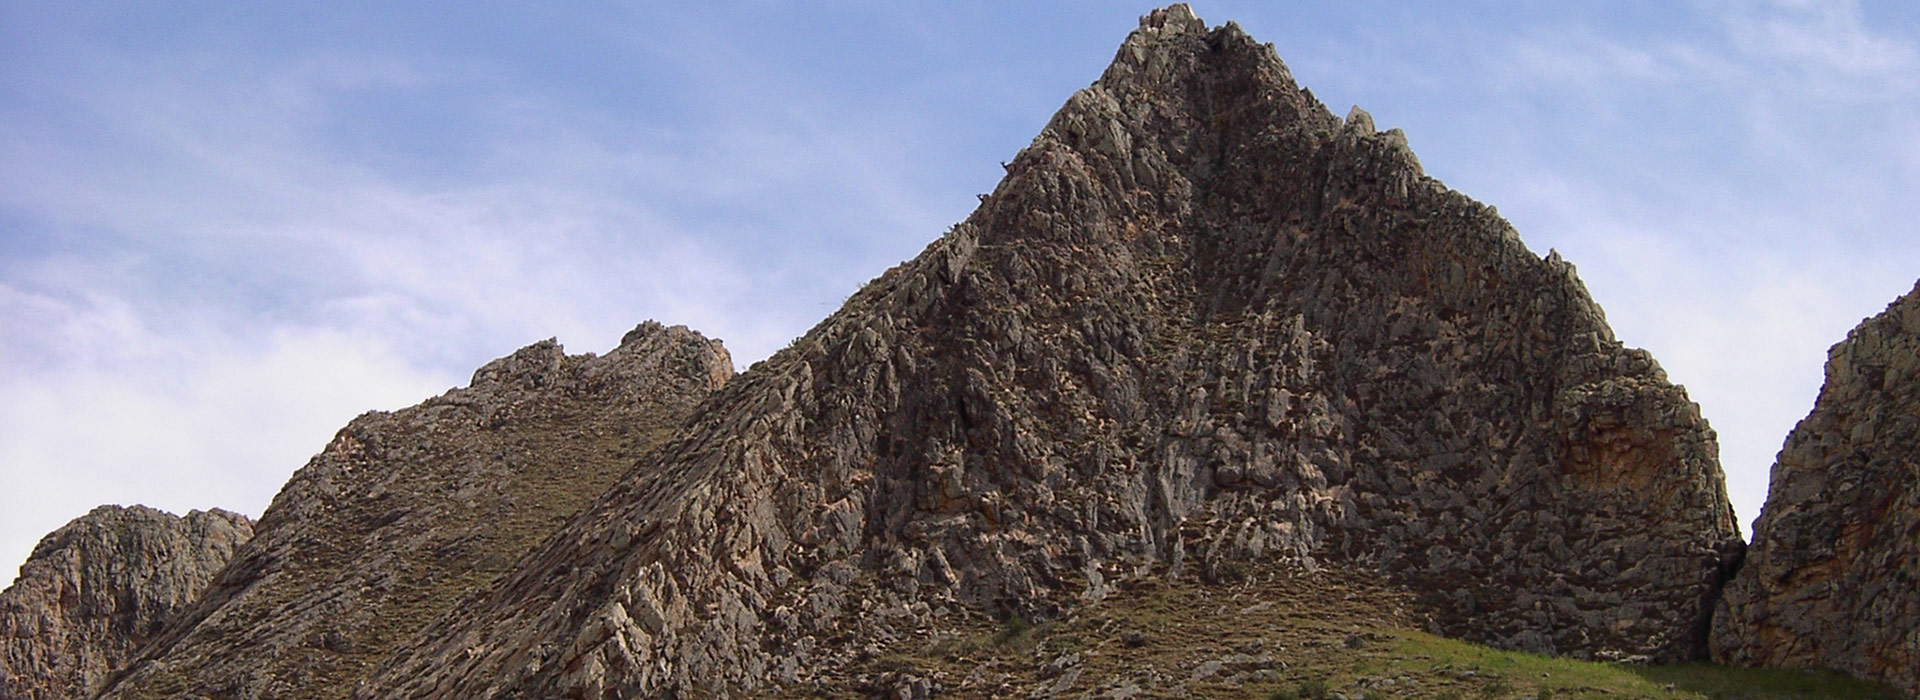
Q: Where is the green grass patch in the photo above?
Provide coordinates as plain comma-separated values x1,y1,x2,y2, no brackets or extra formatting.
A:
746,565,1903,700
1383,629,1900,700
1631,663,1903,700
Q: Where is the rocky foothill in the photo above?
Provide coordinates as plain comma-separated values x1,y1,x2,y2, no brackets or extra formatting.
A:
1713,281,1920,697
0,506,252,700
94,323,730,700
1,5,1912,700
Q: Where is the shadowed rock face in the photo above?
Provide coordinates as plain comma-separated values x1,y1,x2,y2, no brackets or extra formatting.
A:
94,322,731,700
0,506,252,700
361,7,1741,697
1713,281,1920,697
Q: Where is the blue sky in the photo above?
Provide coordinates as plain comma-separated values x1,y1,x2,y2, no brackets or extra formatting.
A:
3,2,1917,583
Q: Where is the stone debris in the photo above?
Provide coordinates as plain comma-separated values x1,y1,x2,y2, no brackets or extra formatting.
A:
0,506,252,700
1712,280,1920,697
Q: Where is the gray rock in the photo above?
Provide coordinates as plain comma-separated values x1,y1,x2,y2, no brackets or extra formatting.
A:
1190,659,1223,681
1040,652,1082,679
1712,280,1920,697
0,506,252,700
1344,106,1374,134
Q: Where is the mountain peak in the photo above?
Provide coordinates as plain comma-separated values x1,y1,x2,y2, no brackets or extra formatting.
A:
1140,3,1203,33
361,7,1741,697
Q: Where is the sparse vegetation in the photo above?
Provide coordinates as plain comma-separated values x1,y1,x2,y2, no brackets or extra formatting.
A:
997,612,1028,641
749,561,1904,700
1632,663,1901,699
991,612,1036,649
1297,678,1330,700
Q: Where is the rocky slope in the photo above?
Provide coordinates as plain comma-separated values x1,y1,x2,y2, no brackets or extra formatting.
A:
0,506,252,700
94,322,731,700
1712,281,1920,697
363,7,1742,698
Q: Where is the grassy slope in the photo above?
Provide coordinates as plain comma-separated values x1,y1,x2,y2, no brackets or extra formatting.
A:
757,563,1899,700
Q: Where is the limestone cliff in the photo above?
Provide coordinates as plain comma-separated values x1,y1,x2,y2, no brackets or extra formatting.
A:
1712,281,1920,697
362,7,1743,697
0,506,251,700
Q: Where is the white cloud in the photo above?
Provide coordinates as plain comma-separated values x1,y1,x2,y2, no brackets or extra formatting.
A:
0,286,452,584
1725,0,1920,79
0,8,993,582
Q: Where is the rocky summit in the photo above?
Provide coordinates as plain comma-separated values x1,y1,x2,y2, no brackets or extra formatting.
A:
1712,280,1920,696
0,506,252,700
94,322,731,700
362,6,1742,697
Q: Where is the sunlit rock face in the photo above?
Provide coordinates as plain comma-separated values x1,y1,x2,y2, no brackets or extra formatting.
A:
0,506,252,700
1713,280,1920,698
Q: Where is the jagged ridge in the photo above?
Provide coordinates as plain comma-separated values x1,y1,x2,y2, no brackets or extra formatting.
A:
95,323,731,700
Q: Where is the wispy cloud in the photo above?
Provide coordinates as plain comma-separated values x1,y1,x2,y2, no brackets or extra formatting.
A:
0,284,452,580
1451,1,1920,532
1724,0,1920,80
0,10,991,579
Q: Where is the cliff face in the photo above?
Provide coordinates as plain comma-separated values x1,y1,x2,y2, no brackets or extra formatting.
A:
361,7,1742,697
94,322,731,700
1712,281,1920,697
0,506,252,700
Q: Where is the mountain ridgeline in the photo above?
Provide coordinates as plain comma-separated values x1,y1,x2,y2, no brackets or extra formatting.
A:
368,6,1747,695
93,323,732,700
1,5,1913,699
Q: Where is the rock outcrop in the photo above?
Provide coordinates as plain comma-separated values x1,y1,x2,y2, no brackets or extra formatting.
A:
94,322,731,700
1712,281,1920,696
0,506,252,700
363,7,1741,697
